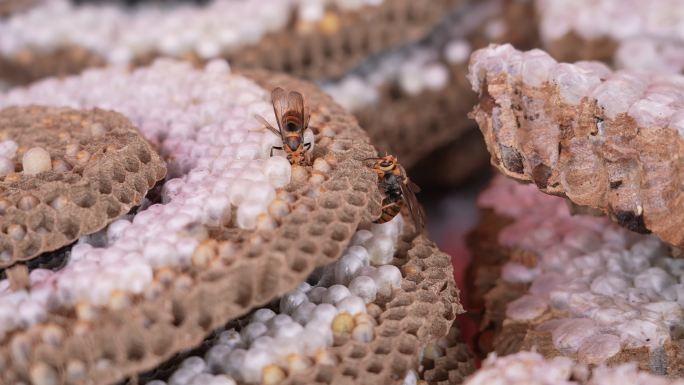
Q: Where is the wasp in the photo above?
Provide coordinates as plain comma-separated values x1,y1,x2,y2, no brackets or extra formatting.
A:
366,154,425,232
256,87,312,166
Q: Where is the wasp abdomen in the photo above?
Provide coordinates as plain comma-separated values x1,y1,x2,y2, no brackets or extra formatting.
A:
375,198,403,224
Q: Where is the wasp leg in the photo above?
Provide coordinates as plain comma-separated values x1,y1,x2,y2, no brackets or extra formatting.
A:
270,146,283,157
304,149,312,165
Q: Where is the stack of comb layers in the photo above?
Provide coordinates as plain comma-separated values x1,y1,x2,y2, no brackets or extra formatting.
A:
463,38,684,382
0,0,540,186
0,60,471,385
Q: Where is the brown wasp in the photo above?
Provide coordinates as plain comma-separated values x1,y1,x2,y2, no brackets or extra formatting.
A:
256,87,312,166
366,154,425,232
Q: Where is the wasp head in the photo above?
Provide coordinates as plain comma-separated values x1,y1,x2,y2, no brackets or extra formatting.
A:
376,155,398,172
284,136,302,152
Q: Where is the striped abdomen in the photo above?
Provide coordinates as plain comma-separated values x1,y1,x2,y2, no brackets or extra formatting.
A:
375,197,403,224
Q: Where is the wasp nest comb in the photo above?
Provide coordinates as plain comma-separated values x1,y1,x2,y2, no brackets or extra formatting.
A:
0,106,166,269
468,44,684,249
324,0,537,185
464,351,684,385
141,215,465,385
0,0,463,85
468,176,684,375
534,0,684,74
0,0,37,17
0,60,466,385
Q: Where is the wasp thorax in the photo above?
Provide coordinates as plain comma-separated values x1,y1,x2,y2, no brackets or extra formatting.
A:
285,137,301,151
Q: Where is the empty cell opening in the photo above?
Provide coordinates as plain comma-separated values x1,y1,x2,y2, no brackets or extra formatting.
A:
345,193,364,207
385,307,408,321
137,146,152,164
308,224,326,237
315,367,334,383
112,166,126,183
322,241,340,259
289,256,308,273
327,180,347,191
171,300,186,327
366,361,383,374
321,195,339,209
329,225,348,242
126,339,145,361
373,344,391,355
106,200,121,218
124,156,140,173
198,310,212,332
98,179,112,194
348,344,367,359
300,241,316,255
337,207,356,223
150,331,172,356
71,190,96,208
398,339,415,355
342,366,358,378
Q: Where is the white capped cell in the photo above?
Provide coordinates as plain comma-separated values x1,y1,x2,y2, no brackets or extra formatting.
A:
336,295,366,316
279,290,308,315
348,275,378,304
373,265,402,297
506,295,549,321
334,254,364,285
263,156,291,188
367,235,396,265
322,285,351,305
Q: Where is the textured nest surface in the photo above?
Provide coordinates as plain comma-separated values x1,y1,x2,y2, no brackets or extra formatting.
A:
0,106,166,268
355,62,477,169
0,70,387,385
142,228,465,385
226,0,463,82
462,351,684,385
0,0,37,17
419,324,474,385
0,0,463,85
353,0,536,184
271,233,461,385
533,0,684,74
0,68,468,385
469,44,684,248
467,176,684,376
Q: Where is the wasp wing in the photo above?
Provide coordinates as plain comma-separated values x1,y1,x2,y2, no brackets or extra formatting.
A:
400,177,426,232
407,179,421,193
254,114,281,138
286,91,306,132
271,87,289,132
303,98,311,130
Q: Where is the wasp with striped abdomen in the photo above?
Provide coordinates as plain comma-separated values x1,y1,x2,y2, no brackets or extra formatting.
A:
367,154,425,232
256,87,313,166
